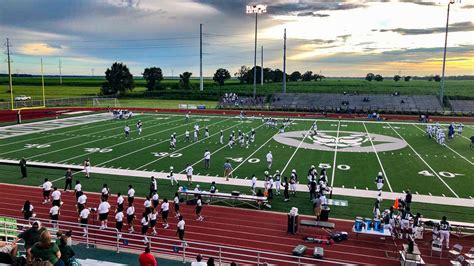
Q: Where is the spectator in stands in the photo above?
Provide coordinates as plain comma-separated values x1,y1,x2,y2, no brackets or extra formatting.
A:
58,235,75,266
17,220,46,251
192,254,206,266
22,200,34,220
64,169,73,192
0,239,18,258
207,257,215,266
28,230,63,266
209,181,217,193
19,158,27,178
138,246,157,266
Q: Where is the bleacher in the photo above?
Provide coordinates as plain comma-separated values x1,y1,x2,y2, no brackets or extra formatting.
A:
269,93,443,114
218,93,266,109
448,100,474,114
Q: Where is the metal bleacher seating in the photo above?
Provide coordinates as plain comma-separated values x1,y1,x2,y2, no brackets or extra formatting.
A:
448,100,474,114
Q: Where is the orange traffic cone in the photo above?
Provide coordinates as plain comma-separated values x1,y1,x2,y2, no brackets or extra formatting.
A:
393,198,399,209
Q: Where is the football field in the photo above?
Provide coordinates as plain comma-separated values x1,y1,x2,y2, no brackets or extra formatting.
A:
0,112,473,200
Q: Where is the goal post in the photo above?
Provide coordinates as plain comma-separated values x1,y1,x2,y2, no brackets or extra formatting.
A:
92,98,120,108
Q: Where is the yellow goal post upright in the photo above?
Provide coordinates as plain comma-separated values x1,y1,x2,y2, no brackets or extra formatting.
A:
10,58,46,111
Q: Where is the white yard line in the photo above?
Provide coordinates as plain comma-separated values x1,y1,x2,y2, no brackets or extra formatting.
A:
412,124,473,165
388,123,459,198
21,116,183,161
280,121,315,176
0,115,148,155
230,120,293,175
178,121,266,173
136,118,237,170
362,122,393,192
330,121,341,187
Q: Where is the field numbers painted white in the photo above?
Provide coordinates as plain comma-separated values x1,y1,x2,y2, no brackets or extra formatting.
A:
383,126,400,129
337,164,351,171
25,144,51,149
226,157,244,163
152,152,182,158
318,163,331,169
247,158,260,163
84,148,113,153
418,170,463,178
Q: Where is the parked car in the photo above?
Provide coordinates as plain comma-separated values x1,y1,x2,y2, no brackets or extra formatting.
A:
14,95,31,101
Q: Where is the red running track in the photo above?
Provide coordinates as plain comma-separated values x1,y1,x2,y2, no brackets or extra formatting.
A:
0,184,469,265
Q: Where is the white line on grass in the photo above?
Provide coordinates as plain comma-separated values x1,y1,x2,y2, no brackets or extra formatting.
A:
280,121,315,176
0,115,150,156
230,120,293,175
330,120,341,187
24,116,184,161
362,122,393,192
136,118,237,170
388,123,459,198
178,121,266,173
412,124,473,165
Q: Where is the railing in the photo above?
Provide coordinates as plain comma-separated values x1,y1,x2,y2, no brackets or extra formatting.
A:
0,96,113,110
0,215,349,265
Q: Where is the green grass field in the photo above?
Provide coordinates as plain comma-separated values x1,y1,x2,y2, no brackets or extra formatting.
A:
0,112,473,222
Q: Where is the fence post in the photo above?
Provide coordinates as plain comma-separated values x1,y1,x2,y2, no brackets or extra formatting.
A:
116,230,120,253
257,251,260,265
219,247,222,266
298,257,301,266
86,225,89,249
182,243,186,264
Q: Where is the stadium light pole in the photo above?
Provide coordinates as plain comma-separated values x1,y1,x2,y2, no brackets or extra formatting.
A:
439,0,456,105
200,23,203,91
246,4,267,98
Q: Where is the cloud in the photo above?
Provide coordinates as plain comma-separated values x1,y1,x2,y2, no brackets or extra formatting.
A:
296,12,330,17
375,21,474,35
18,43,62,55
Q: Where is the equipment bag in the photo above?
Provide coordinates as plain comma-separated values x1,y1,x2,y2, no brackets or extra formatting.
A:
292,244,307,256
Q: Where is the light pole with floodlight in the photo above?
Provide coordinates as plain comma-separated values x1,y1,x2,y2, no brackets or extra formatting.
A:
439,0,456,105
246,4,267,98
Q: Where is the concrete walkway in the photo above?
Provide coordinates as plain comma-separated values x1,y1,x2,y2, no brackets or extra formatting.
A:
1,159,472,208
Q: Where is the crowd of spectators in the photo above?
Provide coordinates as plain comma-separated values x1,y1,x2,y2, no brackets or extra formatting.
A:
221,93,265,107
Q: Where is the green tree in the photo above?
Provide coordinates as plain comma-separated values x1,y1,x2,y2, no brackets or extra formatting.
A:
301,71,313,81
434,75,441,82
393,75,401,82
263,68,273,83
179,72,193,89
234,66,250,84
375,74,384,81
101,62,134,95
289,71,301,81
213,68,231,87
142,67,163,90
365,73,375,81
404,76,411,82
271,69,284,82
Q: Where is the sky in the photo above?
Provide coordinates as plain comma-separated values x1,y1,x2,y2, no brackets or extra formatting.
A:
0,0,473,77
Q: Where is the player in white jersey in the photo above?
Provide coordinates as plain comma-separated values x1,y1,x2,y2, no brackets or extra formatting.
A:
83,158,91,179
245,133,250,148
251,128,256,143
239,134,245,147
375,172,384,196
124,125,130,138
266,151,273,169
194,124,200,134
167,166,178,187
136,121,142,135
204,127,209,138
185,130,190,142
219,130,224,144
457,123,464,135
251,174,257,195
170,135,176,150
274,170,281,195
185,112,190,122
193,130,198,142
228,135,234,149
290,169,297,195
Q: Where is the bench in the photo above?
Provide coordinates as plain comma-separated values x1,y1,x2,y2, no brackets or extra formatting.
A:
300,220,335,229
179,190,268,209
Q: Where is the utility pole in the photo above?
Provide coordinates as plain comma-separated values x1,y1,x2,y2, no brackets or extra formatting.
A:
200,23,203,91
283,28,287,94
41,58,45,104
6,38,13,109
246,4,266,98
59,57,63,85
91,68,94,77
439,0,455,105
261,45,263,86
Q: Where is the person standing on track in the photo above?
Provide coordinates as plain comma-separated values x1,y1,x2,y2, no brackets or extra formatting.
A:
176,215,186,246
149,176,157,198
173,192,181,218
49,204,60,229
116,192,124,213
160,198,170,229
64,169,73,192
115,210,124,239
83,158,91,179
51,187,62,207
196,195,204,221
77,192,87,214
98,198,111,230
127,185,135,206
144,196,152,215
74,181,82,200
42,178,52,204
126,204,136,233
78,205,90,237
149,208,158,236
152,191,159,210
140,212,150,243
22,200,34,220
19,158,27,178
101,184,110,201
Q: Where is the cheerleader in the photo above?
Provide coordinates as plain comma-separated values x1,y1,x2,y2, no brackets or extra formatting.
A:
140,212,149,243
101,184,110,201
160,198,170,229
115,210,124,239
22,200,34,220
144,196,152,215
116,192,124,213
173,192,180,218
50,205,60,229
152,192,159,210
196,195,204,221
149,208,158,236
126,204,135,233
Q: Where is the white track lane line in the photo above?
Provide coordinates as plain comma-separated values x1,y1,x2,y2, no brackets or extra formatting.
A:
134,117,236,170
362,122,393,192
412,124,473,165
230,120,293,176
330,120,341,187
178,121,266,174
280,121,315,177
388,123,459,198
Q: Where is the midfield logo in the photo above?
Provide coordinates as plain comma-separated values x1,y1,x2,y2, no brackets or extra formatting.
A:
273,130,408,153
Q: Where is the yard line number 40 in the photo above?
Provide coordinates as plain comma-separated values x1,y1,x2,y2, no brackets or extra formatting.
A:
418,170,463,178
